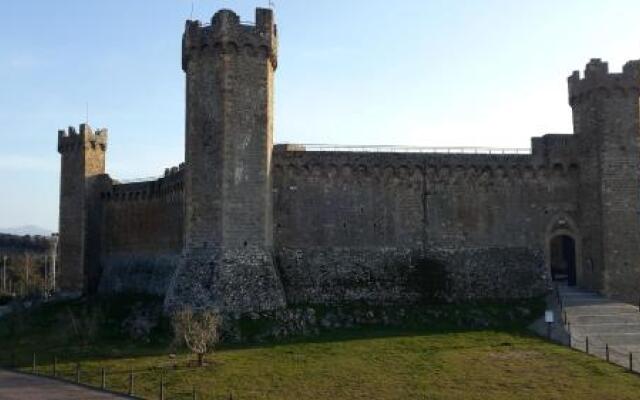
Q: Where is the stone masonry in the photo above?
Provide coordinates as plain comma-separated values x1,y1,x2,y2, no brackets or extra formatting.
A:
56,8,640,314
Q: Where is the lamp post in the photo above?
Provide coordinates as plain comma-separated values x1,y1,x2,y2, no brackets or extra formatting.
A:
545,310,554,339
2,255,6,293
50,234,58,293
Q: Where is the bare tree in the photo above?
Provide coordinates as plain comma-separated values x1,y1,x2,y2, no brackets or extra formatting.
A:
172,306,220,366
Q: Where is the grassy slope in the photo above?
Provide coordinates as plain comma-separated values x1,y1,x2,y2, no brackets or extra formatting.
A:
1,299,640,400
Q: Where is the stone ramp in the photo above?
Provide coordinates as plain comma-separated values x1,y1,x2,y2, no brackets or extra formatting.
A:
560,284,640,370
0,369,132,400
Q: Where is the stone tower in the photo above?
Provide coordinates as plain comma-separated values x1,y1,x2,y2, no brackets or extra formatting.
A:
165,8,286,313
57,123,107,293
569,59,640,301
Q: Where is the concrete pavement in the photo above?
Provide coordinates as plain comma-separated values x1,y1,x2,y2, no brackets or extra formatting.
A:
0,369,132,400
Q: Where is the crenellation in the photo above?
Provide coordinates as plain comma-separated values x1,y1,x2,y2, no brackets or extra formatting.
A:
568,58,640,105
182,8,277,72
57,124,108,153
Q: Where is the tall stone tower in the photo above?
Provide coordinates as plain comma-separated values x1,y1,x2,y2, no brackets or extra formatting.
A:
57,123,107,293
569,59,640,301
165,8,286,313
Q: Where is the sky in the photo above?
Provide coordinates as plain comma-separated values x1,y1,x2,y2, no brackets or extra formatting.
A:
1,0,640,232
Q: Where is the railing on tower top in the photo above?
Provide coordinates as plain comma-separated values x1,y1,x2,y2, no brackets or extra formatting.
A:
114,175,163,185
277,143,532,155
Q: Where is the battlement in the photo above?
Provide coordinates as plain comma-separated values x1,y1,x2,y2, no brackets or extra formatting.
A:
57,123,108,153
182,8,277,71
568,58,640,105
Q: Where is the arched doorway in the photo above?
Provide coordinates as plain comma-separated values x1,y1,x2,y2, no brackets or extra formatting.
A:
550,235,577,286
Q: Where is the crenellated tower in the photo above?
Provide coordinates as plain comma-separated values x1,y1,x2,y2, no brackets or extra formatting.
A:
569,58,640,300
166,8,286,313
57,123,108,293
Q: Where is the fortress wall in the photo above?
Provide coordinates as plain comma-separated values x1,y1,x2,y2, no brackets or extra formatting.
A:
272,148,579,305
97,170,184,296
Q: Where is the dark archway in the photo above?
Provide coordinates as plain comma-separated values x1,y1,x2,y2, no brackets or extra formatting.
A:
550,235,577,286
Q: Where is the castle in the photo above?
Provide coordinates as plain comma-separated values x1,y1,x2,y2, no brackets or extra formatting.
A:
56,8,640,314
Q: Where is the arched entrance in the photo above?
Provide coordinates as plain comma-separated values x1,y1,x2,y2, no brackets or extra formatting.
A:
550,235,577,286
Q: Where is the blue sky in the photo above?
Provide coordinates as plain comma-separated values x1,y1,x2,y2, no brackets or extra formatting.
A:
1,0,640,231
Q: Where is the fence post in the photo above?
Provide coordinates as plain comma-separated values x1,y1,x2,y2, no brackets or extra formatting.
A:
193,385,197,400
75,363,80,384
606,344,609,362
101,367,106,390
128,368,134,396
32,353,36,374
160,371,165,400
53,356,57,377
630,353,634,372
586,337,589,354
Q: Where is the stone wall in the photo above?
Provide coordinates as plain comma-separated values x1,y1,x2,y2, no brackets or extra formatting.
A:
96,168,184,296
94,135,581,307
272,145,578,305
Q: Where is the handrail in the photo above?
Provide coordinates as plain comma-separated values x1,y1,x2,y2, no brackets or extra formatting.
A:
278,143,531,155
113,175,163,185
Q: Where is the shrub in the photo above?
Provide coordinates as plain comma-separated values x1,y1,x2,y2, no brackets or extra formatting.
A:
172,306,220,366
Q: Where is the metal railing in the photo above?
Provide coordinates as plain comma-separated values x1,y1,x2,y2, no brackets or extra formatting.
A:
279,143,531,155
1,352,238,400
113,175,163,185
555,284,640,373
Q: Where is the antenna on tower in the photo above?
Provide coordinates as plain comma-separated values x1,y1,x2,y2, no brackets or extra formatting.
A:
85,102,89,124
190,0,194,19
268,0,275,9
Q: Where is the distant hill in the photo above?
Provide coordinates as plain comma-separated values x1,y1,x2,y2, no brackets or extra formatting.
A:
0,225,53,236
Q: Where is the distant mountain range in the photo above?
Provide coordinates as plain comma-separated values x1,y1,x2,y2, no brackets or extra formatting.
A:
0,225,54,236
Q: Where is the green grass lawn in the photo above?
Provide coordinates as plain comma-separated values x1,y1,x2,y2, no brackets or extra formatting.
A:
2,298,640,399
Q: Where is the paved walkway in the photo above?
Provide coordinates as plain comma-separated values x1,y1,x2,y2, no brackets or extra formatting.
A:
559,284,640,370
0,369,131,400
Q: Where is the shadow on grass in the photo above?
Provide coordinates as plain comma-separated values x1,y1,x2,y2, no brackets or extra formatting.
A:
0,295,547,368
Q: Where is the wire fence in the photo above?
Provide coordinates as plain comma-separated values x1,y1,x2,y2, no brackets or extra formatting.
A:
554,284,640,373
0,352,240,400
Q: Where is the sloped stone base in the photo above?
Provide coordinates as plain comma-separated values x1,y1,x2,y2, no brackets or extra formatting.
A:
164,246,286,314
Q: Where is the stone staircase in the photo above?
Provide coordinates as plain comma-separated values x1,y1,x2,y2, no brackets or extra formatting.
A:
558,284,640,370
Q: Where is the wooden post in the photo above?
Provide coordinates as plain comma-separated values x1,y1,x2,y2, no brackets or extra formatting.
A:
101,367,106,390
160,371,165,400
586,337,589,354
606,344,609,362
75,363,80,384
128,369,134,396
53,356,57,377
630,353,634,372
32,353,36,374
193,385,197,400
